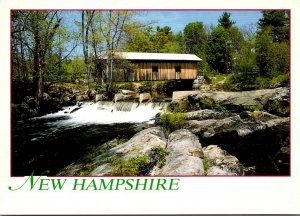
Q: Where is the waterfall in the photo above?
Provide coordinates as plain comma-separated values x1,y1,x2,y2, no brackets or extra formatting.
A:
38,101,168,125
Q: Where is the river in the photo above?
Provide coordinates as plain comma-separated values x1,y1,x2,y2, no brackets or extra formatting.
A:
12,101,167,176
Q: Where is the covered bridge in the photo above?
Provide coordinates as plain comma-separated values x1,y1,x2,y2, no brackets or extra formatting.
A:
97,52,202,82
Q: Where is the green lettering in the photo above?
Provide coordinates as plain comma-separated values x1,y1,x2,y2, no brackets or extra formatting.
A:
39,179,50,190
149,178,155,190
98,179,114,190
73,179,86,190
115,179,125,190
156,178,167,190
85,179,97,190
169,178,180,190
51,179,67,190
8,170,50,191
135,178,148,190
125,179,134,190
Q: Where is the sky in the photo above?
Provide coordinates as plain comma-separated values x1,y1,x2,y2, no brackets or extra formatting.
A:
63,10,263,33
134,10,263,33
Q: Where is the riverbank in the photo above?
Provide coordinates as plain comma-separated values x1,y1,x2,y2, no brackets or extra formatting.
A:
56,87,289,176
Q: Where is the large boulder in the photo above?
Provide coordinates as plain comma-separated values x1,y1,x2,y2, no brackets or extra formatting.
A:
88,127,167,176
185,115,289,175
171,87,289,116
203,145,244,175
111,127,167,159
152,129,205,176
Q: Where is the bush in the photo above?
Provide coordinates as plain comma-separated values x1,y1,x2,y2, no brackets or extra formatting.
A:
111,156,150,176
149,146,169,168
223,72,256,91
138,81,153,93
160,112,186,135
266,99,289,116
270,73,289,87
255,76,271,89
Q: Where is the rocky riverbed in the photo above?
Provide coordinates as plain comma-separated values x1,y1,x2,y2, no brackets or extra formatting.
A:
57,87,289,176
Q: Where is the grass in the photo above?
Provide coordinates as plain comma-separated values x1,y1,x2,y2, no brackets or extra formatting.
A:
160,112,186,136
203,155,210,176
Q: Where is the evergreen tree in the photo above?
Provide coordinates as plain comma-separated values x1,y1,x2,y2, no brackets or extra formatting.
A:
258,10,289,42
218,12,236,29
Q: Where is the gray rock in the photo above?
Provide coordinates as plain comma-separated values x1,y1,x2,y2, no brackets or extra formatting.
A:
95,94,105,102
43,92,52,101
111,127,167,159
203,145,244,175
120,89,135,95
184,109,235,121
90,163,112,176
152,129,205,176
172,87,289,115
185,115,288,140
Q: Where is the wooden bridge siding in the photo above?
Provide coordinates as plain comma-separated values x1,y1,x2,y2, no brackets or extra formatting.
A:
134,62,197,81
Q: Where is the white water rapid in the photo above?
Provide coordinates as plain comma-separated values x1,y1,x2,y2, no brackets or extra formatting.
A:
38,101,168,125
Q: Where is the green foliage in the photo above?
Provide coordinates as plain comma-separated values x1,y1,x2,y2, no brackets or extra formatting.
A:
138,81,153,93
115,82,135,91
203,155,210,176
258,10,289,43
160,112,186,136
183,22,207,57
270,73,289,87
266,42,289,77
218,12,236,29
110,146,169,176
244,105,261,112
255,76,270,89
167,102,190,113
266,99,289,116
149,146,169,168
224,72,256,91
206,26,233,74
111,156,150,176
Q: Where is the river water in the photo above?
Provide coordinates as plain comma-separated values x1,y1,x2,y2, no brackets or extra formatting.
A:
12,101,167,176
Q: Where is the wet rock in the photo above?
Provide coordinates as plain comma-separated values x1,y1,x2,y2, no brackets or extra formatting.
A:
120,89,135,95
87,89,97,100
152,129,204,176
12,102,38,120
24,96,36,109
203,145,244,175
95,94,105,102
43,92,52,101
76,95,90,101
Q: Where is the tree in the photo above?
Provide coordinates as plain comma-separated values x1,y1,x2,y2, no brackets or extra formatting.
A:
150,26,175,53
206,26,233,74
12,11,63,112
218,12,236,29
258,10,289,42
183,22,207,56
124,24,153,52
81,11,95,89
